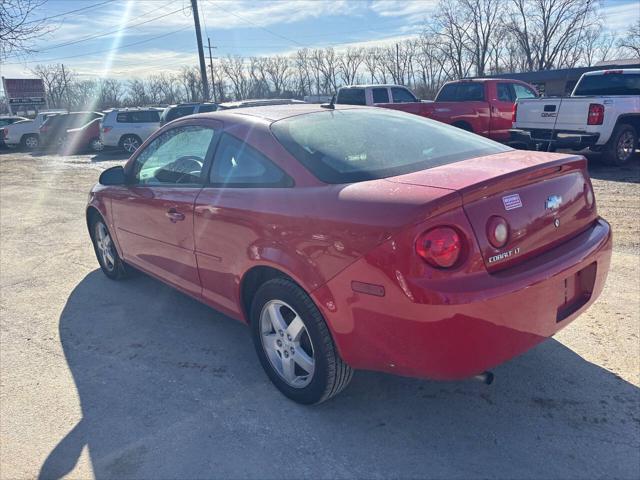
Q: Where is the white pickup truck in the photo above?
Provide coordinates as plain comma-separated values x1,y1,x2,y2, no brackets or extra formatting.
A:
3,110,67,150
510,69,639,165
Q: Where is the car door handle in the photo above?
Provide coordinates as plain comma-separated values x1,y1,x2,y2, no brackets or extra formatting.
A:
166,208,185,223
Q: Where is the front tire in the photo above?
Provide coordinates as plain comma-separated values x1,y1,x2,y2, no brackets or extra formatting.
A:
604,124,637,166
90,217,130,280
250,278,353,404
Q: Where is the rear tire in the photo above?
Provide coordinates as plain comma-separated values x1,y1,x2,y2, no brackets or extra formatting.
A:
604,124,637,166
90,137,104,152
90,217,130,280
21,134,39,150
250,278,353,404
119,134,141,154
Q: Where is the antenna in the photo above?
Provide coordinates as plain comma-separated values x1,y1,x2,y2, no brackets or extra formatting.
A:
320,94,336,110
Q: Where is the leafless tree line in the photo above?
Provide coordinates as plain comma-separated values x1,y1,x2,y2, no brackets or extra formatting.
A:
15,0,640,111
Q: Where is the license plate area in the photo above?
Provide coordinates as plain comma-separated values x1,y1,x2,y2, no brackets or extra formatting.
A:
556,262,597,322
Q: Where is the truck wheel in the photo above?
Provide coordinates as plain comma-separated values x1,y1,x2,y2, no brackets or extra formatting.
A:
604,124,637,166
21,134,39,150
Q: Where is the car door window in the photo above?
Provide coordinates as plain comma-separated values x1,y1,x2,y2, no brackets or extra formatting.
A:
372,88,389,103
133,126,216,185
391,87,417,103
497,83,514,102
512,83,537,99
210,133,291,187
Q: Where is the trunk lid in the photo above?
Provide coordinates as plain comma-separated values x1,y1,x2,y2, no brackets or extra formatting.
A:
387,150,597,272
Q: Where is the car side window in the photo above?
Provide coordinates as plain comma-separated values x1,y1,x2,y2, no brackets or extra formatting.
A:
198,104,217,113
167,106,195,122
372,88,389,103
497,83,514,102
391,87,417,103
512,83,537,99
133,126,216,185
209,133,290,187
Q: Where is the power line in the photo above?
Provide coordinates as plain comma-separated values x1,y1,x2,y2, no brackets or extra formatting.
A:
8,3,185,56
22,0,115,25
3,26,193,65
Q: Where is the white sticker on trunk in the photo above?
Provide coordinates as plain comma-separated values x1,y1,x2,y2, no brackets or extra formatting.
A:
502,194,523,210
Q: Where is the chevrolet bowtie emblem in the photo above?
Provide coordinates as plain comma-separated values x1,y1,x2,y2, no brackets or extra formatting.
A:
546,195,562,210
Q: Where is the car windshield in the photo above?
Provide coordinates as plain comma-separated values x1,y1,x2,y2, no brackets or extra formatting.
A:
572,72,640,96
271,108,510,183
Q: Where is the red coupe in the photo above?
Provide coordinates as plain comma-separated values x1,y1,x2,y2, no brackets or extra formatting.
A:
87,105,612,404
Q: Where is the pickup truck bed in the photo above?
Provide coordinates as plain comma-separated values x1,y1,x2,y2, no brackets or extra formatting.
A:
511,69,639,165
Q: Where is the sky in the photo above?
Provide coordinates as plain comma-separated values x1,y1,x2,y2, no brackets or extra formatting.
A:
1,0,639,84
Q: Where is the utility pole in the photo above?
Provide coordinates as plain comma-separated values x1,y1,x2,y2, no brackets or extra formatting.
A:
190,0,210,101
207,37,217,103
61,63,70,109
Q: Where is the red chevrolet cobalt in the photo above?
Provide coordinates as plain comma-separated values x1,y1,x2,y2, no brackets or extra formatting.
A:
87,105,612,404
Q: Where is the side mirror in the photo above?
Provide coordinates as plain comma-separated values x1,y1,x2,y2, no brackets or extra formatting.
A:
99,165,126,186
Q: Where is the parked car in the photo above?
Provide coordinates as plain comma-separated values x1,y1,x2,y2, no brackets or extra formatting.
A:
510,68,640,165
100,108,162,153
217,99,305,110
61,117,103,154
87,105,611,404
159,102,218,126
3,110,67,149
335,79,538,142
39,111,103,149
0,116,28,147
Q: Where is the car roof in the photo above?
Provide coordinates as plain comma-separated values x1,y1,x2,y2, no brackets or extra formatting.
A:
197,103,362,122
582,68,640,76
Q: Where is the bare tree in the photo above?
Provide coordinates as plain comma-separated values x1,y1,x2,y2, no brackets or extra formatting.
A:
179,66,203,102
617,20,640,57
362,47,385,84
460,0,502,76
338,48,364,85
221,55,251,100
506,0,598,70
264,56,291,96
0,0,50,59
429,2,474,78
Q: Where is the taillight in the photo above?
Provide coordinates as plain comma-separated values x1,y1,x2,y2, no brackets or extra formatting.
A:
584,183,595,209
587,103,604,125
486,216,509,248
39,125,48,133
416,227,462,268
102,126,112,134
512,102,518,123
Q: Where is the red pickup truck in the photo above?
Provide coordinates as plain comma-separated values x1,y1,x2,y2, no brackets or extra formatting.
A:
335,79,538,142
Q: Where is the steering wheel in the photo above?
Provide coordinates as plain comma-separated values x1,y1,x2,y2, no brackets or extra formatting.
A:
171,155,203,183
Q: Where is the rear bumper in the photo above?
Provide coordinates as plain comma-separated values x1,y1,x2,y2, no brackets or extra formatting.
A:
313,218,612,380
509,128,600,151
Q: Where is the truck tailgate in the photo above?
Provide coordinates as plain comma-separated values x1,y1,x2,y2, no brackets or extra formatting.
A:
516,98,591,131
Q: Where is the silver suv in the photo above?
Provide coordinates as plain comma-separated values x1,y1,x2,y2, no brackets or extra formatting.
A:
100,108,162,153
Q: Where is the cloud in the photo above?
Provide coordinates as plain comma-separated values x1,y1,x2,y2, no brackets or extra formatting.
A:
600,1,640,32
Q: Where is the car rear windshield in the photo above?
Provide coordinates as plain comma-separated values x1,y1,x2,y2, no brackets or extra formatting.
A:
271,108,510,183
572,72,640,96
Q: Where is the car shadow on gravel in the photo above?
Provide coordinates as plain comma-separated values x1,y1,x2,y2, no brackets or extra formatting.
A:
40,270,640,480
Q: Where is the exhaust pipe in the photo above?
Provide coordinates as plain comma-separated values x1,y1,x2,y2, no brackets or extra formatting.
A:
474,371,494,385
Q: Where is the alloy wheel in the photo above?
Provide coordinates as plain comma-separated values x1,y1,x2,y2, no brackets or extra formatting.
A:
95,222,115,271
25,136,38,149
260,300,315,388
91,138,104,151
122,137,139,153
617,130,635,162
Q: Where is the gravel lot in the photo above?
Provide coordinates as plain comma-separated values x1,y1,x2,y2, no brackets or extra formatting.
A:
1,147,638,479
